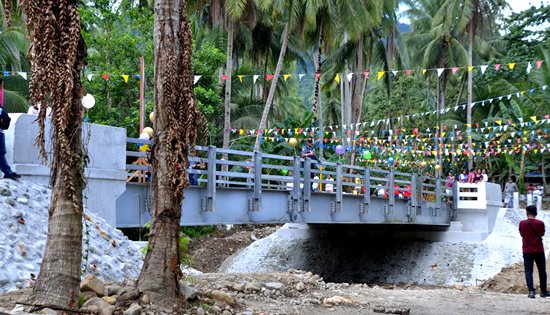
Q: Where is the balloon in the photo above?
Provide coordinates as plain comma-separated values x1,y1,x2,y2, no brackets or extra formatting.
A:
82,94,95,109
420,161,427,168
388,157,395,165
289,138,298,147
143,127,154,137
281,169,289,175
139,132,150,140
149,111,155,122
335,145,345,155
435,164,442,171
139,144,149,152
362,151,372,160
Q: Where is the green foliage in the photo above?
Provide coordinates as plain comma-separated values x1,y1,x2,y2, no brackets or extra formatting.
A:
180,225,216,238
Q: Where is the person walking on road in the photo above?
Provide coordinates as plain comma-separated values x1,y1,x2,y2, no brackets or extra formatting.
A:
504,177,518,208
519,205,550,298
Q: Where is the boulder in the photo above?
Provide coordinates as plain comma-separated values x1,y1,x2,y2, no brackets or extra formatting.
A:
264,282,284,291
116,286,139,306
102,295,117,305
36,308,58,314
123,303,142,315
80,274,106,297
81,297,115,315
107,285,122,296
295,282,305,292
244,282,261,292
210,290,236,306
181,284,199,300
80,291,98,303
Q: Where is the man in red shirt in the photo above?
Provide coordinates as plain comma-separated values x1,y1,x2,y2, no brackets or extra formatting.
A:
519,205,549,298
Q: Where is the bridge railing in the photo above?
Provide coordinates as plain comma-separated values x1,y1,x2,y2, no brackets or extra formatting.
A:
125,140,450,213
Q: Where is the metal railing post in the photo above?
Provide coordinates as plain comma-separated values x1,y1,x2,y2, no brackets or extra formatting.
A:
361,167,370,214
248,151,262,212
287,156,301,221
435,177,442,216
387,168,395,215
410,174,417,217
202,145,216,212
332,162,342,213
302,158,311,212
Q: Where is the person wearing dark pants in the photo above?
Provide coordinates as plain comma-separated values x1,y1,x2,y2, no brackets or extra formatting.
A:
0,78,20,180
519,205,549,298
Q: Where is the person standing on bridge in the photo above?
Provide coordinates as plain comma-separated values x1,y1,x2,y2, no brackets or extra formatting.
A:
519,205,550,298
0,78,20,180
301,138,320,180
504,177,518,208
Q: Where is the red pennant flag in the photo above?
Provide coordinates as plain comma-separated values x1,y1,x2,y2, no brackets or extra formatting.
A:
314,73,320,81
545,114,549,119
101,74,109,80
451,67,459,75
495,64,501,71
221,75,229,81
363,71,370,78
266,74,274,81
406,69,412,76
536,60,543,69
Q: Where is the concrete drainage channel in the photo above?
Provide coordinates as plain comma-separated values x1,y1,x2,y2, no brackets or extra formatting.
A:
220,209,550,286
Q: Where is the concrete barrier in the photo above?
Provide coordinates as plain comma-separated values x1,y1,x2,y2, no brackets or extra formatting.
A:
4,114,127,227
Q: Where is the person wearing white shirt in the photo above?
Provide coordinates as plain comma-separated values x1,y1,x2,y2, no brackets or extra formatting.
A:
325,175,334,193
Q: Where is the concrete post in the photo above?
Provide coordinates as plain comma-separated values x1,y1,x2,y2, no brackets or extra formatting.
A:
537,195,542,210
513,192,519,209
527,193,532,206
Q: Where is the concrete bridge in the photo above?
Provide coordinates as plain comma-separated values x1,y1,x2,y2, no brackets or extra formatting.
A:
6,114,502,240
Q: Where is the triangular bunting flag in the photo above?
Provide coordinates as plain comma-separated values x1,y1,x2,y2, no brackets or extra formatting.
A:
2,71,8,76
101,74,109,80
467,66,474,72
437,68,444,77
253,75,260,84
334,73,340,83
526,62,532,74
283,74,291,81
87,74,94,81
406,69,412,76
194,75,201,84
238,75,244,82
508,63,515,70
346,73,353,82
363,71,370,78
391,70,398,76
221,74,229,81
422,69,427,75
121,75,129,83
18,72,27,80
314,73,320,82
480,65,488,74
377,71,385,80
451,67,458,75
495,64,501,71
266,74,274,81
531,116,538,123
536,60,543,69
298,74,305,81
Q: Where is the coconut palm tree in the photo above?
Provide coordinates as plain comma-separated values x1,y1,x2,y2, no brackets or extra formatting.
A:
23,0,87,310
253,0,318,152
136,0,205,304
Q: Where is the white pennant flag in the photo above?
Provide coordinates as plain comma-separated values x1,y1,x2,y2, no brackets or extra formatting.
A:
18,72,27,80
392,70,398,76
454,106,459,111
253,75,260,84
298,74,305,81
194,75,201,84
480,65,488,74
507,94,512,100
437,68,444,77
498,96,503,100
346,73,353,82
543,85,547,90
87,74,94,81
527,62,532,74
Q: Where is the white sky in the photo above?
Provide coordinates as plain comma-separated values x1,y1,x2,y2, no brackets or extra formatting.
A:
505,0,550,15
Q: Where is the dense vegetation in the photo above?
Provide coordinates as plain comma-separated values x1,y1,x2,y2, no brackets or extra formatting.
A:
1,0,549,188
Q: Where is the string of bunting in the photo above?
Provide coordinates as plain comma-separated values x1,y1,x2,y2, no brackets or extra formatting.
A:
0,59,544,84
231,84,549,137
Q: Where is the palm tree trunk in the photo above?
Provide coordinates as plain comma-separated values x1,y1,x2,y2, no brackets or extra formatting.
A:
222,20,234,168
24,0,86,310
314,25,323,157
254,23,289,152
467,19,475,170
138,0,201,303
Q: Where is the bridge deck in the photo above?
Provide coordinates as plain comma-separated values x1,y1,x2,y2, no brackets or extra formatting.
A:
118,142,456,227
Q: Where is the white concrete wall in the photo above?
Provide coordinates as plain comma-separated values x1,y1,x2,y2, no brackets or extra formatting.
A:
4,114,127,226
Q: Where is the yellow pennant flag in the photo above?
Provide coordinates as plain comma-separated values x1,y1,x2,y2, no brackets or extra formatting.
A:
377,71,385,81
334,73,340,83
468,66,474,72
422,69,427,75
508,63,515,70
466,123,471,127
520,91,525,96
121,74,129,83
238,75,244,82
531,116,538,123
495,120,502,125
283,74,291,81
